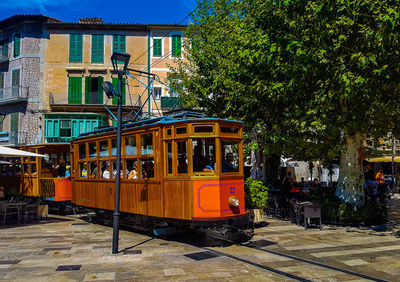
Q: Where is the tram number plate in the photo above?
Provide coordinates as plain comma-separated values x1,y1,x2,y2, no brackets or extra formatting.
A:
230,186,235,194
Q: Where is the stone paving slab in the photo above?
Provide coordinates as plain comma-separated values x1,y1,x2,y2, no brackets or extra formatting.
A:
1,203,400,281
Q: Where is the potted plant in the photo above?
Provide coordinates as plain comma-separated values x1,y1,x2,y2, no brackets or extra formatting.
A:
37,196,48,219
245,177,269,223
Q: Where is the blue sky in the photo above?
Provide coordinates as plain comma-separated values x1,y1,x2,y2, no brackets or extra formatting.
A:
0,0,198,24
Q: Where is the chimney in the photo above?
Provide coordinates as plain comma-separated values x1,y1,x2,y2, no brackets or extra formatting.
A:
79,17,103,24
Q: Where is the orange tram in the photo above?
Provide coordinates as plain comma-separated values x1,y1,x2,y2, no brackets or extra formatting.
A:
71,111,253,241
0,144,72,203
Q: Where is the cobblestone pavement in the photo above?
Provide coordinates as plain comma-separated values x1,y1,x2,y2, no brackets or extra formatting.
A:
0,196,399,281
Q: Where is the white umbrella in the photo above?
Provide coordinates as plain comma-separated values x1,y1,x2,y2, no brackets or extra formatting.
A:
0,146,45,157
0,160,12,165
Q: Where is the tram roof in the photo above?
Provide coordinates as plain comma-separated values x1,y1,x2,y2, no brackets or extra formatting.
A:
76,111,243,140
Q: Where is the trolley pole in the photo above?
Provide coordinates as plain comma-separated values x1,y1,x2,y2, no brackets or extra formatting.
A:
112,72,123,254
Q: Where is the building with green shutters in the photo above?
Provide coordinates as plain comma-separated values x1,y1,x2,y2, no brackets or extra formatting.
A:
0,15,185,145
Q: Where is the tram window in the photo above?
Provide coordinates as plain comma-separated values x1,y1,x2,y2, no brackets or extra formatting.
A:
141,159,154,179
221,141,240,173
125,136,136,155
221,127,239,134
112,139,117,157
192,138,216,173
126,160,139,180
167,142,172,174
23,164,29,176
80,162,88,178
101,161,110,179
177,141,188,173
31,164,37,177
140,134,153,155
79,144,86,159
89,143,97,159
194,126,213,133
167,128,172,136
176,127,186,135
99,140,109,157
112,161,123,179
89,162,98,179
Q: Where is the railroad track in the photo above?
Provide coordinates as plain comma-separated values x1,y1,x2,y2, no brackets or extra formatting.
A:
179,234,389,282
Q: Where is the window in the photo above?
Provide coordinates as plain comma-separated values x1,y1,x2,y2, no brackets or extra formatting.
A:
91,34,104,63
153,38,162,57
176,127,186,135
194,126,213,133
125,136,136,155
221,140,240,173
80,162,88,178
85,76,103,104
59,120,71,137
0,39,8,57
171,34,182,57
126,159,139,180
89,161,98,179
140,134,153,155
154,87,162,99
192,138,216,174
79,144,86,159
177,141,188,174
69,34,82,63
167,142,172,174
221,127,239,134
68,77,82,104
99,140,108,157
112,77,126,105
167,128,172,136
0,73,4,99
141,159,154,179
89,142,97,159
11,69,20,97
111,139,117,156
13,33,20,57
101,161,110,179
113,35,126,53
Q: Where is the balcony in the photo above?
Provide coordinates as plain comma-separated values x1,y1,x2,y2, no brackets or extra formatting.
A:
9,131,30,145
0,86,28,105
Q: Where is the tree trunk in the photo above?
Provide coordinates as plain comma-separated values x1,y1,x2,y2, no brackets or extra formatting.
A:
335,133,365,205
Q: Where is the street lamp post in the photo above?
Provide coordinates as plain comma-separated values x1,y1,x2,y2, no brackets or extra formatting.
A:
103,51,131,254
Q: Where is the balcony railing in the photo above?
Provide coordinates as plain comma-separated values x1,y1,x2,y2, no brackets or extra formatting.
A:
0,54,8,64
0,87,28,104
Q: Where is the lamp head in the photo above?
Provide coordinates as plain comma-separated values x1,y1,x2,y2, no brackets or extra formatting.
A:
111,51,131,73
102,81,117,98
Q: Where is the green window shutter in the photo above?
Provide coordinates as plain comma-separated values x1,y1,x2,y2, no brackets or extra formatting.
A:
113,35,126,53
1,39,8,57
91,34,104,63
112,77,118,105
0,73,3,88
68,77,82,104
172,35,182,57
69,34,82,63
111,77,125,105
85,76,91,104
10,113,18,132
13,33,20,57
97,76,104,104
153,38,161,56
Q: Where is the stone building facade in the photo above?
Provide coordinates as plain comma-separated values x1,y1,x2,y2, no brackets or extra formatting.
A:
0,15,185,145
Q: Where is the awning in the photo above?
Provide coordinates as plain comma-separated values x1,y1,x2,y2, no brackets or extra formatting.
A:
366,156,400,162
0,146,45,157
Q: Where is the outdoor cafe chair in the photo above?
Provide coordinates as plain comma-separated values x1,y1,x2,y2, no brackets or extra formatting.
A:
24,199,40,223
304,203,322,230
0,201,20,226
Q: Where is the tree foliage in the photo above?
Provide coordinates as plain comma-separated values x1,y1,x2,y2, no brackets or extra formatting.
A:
169,0,400,202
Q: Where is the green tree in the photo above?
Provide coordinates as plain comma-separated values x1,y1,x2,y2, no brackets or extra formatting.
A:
170,0,400,205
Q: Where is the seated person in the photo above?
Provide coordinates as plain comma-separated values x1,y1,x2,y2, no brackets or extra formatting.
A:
65,165,71,178
102,163,110,179
128,162,138,180
90,164,98,179
81,162,88,178
142,161,154,179
222,153,235,172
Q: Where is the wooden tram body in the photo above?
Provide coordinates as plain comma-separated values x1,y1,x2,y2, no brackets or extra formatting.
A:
71,112,250,235
0,144,72,203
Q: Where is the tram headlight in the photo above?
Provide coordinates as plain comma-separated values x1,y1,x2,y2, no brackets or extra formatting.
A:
228,196,239,208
